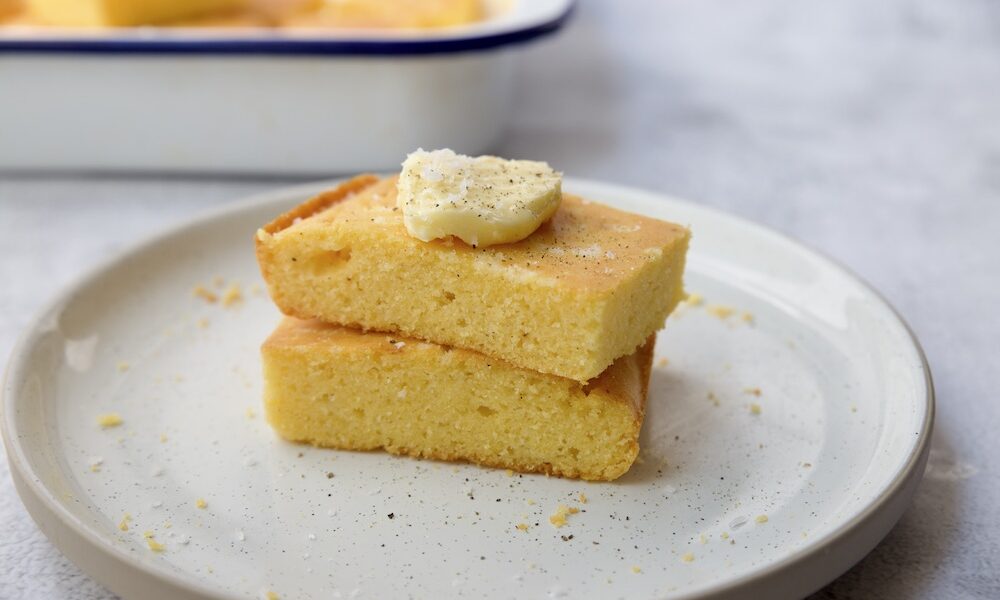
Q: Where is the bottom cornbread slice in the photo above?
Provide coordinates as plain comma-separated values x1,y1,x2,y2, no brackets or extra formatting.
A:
262,318,654,481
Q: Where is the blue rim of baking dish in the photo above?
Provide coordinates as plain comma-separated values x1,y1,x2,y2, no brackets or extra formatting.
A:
0,0,573,56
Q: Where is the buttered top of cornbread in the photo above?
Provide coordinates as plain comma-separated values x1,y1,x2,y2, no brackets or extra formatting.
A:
264,317,652,416
265,176,688,291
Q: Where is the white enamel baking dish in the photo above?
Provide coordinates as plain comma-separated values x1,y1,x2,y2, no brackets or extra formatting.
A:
0,0,573,174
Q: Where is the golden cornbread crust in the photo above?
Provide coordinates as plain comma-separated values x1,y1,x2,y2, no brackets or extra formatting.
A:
262,318,654,481
256,176,688,382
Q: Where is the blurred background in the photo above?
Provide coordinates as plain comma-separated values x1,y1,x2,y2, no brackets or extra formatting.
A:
2,0,999,598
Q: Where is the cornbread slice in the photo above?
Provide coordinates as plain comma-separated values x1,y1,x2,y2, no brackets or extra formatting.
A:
256,175,689,382
262,317,654,481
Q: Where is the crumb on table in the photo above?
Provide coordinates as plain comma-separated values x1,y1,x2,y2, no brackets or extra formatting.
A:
743,387,762,396
755,514,769,524
749,403,762,415
578,492,588,504
631,565,642,573
118,513,131,531
516,523,530,532
681,552,695,563
116,361,130,373
195,498,208,509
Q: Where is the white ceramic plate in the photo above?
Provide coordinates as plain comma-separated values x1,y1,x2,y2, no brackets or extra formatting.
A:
2,179,933,600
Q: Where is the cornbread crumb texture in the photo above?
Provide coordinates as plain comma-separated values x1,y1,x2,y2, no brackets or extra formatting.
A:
262,318,654,481
682,552,695,563
195,498,207,509
256,176,688,382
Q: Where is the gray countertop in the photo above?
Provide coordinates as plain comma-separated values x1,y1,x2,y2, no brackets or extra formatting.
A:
2,0,999,598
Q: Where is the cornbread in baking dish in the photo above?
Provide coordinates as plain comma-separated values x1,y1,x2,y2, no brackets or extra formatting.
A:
25,0,243,26
255,175,689,382
261,317,654,481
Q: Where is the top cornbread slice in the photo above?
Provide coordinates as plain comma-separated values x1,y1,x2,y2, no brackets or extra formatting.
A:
255,175,689,382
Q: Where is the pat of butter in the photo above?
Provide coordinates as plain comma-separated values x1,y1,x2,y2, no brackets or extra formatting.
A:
27,0,244,26
397,149,562,248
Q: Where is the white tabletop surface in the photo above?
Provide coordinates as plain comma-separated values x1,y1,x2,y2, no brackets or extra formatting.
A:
2,0,999,598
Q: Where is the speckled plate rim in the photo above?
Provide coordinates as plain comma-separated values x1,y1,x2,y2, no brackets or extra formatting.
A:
1,177,935,600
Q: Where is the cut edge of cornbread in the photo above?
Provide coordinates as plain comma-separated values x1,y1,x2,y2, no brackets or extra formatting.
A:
255,176,689,382
261,317,654,482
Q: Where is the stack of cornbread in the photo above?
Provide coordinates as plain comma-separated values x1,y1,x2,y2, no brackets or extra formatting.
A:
255,150,690,481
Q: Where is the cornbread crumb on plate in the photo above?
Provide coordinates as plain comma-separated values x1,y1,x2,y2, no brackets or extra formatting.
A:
192,285,218,303
756,515,769,524
195,498,207,509
143,531,165,553
118,513,131,532
750,403,762,415
96,413,123,428
706,305,735,320
255,175,688,382
549,504,580,528
684,292,704,306
682,553,695,563
262,317,654,481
